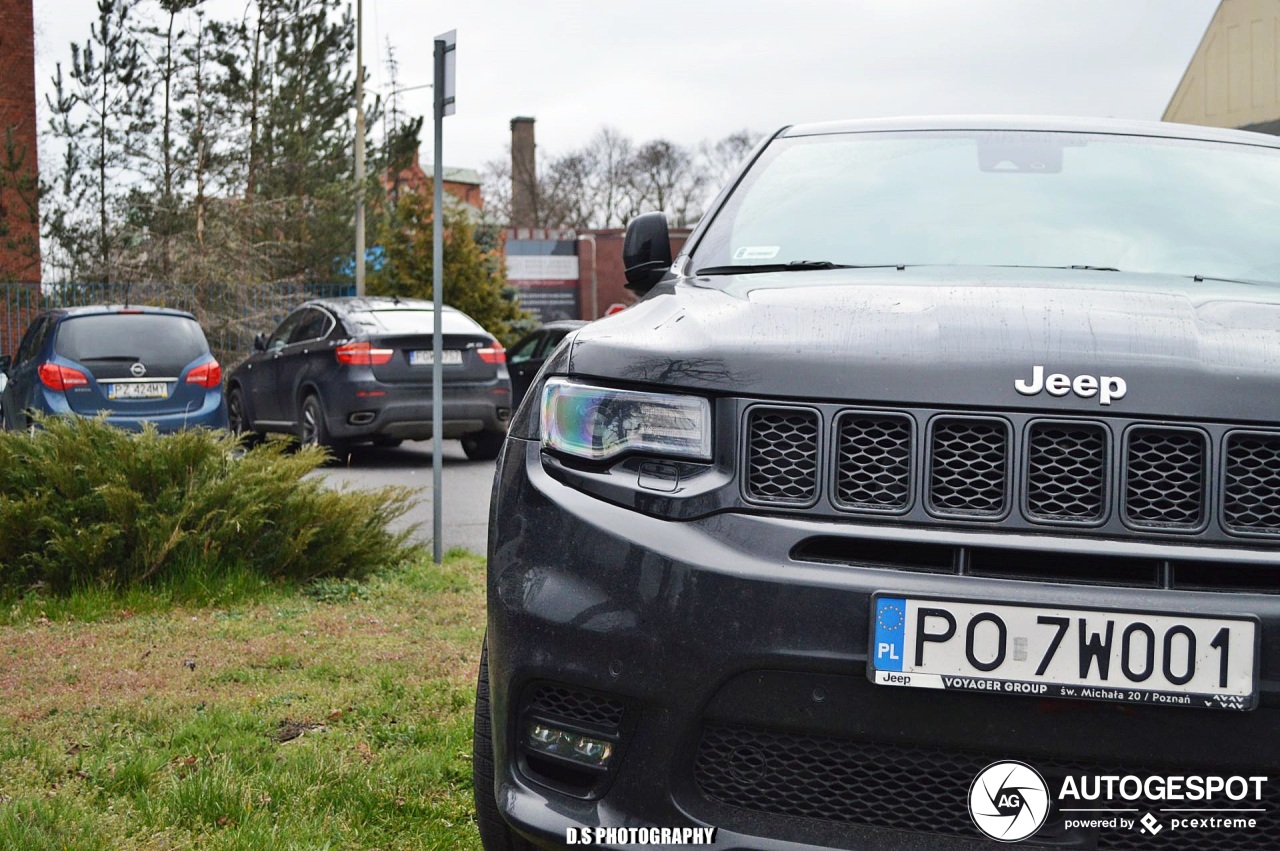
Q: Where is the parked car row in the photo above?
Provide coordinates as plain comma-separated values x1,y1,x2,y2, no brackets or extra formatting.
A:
0,296,562,462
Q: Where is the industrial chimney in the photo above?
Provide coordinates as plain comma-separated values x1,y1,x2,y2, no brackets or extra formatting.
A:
510,116,537,227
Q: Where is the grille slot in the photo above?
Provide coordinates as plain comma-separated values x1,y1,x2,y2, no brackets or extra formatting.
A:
694,724,1278,849
527,683,624,731
745,407,820,504
792,537,955,573
927,418,1009,517
1025,421,1108,522
1124,428,1206,530
1223,432,1280,535
832,412,913,512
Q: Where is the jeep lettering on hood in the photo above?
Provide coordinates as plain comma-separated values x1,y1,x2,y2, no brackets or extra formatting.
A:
1015,365,1127,405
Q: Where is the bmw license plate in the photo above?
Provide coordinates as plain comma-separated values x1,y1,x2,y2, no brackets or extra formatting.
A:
108,382,169,400
409,349,462,366
869,595,1258,711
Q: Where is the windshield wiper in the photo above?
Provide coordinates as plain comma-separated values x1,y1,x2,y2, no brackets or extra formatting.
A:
696,261,901,275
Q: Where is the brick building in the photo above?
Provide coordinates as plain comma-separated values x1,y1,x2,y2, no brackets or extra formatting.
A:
382,150,483,210
0,0,41,285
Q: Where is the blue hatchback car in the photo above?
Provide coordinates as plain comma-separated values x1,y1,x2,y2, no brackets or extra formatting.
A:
0,305,227,432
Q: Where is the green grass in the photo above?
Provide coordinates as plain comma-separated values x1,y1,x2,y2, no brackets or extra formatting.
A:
0,553,486,850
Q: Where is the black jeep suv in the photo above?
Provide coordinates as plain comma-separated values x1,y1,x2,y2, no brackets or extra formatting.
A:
476,117,1280,849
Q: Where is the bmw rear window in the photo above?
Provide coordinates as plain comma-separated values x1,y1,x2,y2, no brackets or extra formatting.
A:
54,314,210,363
348,310,487,336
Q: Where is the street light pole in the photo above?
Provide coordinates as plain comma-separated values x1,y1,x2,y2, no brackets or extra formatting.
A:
354,0,366,297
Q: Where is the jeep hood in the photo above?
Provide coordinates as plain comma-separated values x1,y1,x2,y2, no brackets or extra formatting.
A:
567,266,1280,423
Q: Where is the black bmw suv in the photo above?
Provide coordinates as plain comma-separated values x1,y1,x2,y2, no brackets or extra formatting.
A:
476,117,1280,849
227,297,511,458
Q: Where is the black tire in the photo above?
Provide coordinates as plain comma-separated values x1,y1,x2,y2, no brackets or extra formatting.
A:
298,393,343,452
462,430,505,461
473,639,536,851
227,386,262,446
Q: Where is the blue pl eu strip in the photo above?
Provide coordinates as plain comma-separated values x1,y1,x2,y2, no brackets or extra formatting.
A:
873,597,907,672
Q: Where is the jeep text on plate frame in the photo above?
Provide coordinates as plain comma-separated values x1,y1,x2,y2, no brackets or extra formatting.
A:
868,594,1259,711
408,349,462,366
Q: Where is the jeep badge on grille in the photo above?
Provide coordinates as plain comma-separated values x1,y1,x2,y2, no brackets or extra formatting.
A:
1015,365,1127,405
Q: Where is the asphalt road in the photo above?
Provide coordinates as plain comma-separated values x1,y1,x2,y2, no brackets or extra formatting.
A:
316,439,498,556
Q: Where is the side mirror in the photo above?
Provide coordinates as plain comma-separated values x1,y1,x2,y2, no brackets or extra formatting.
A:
253,333,268,352
622,212,672,293
0,355,10,374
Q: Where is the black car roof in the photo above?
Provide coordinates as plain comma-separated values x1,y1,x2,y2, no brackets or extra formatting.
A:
781,115,1280,149
303,296,460,315
534,320,588,332
50,304,198,320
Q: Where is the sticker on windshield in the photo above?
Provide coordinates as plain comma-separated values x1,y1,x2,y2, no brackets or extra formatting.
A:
733,245,780,261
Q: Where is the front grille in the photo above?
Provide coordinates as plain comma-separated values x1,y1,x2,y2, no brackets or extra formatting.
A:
1124,428,1206,530
1025,422,1107,522
740,404,1280,549
694,724,1277,850
1223,432,1280,535
833,413,912,511
744,407,820,504
927,418,1008,517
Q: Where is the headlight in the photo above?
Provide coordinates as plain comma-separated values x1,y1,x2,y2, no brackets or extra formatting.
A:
541,378,712,462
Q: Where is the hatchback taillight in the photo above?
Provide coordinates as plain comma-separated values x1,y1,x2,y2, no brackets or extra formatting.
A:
38,363,89,391
335,341,394,366
186,361,222,388
477,345,506,364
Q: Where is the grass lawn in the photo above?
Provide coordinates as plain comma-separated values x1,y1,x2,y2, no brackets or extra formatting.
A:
0,552,486,850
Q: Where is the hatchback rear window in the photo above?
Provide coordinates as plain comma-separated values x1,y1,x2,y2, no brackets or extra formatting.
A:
348,310,487,336
54,314,210,363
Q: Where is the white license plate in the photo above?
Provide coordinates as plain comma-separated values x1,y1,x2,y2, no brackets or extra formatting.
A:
869,595,1258,711
408,349,462,366
108,382,169,400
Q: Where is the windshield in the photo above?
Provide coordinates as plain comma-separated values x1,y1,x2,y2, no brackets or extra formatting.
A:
691,130,1280,284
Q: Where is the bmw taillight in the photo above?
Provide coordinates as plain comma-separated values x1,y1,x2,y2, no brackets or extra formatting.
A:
38,363,89,391
186,361,222,388
477,344,506,364
335,341,393,366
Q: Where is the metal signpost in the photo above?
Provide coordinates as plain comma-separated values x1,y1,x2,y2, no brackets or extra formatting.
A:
432,30,456,565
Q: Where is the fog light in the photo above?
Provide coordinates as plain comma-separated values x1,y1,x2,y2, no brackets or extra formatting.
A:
526,723,613,767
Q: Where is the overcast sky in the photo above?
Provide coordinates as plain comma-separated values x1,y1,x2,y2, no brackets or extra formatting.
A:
33,0,1219,175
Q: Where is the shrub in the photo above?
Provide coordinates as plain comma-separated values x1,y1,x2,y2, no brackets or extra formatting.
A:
0,417,417,594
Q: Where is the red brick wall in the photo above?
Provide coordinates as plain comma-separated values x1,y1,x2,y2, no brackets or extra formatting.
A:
576,228,691,320
0,0,41,284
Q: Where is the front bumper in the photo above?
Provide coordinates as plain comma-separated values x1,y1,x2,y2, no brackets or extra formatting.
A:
485,437,1280,850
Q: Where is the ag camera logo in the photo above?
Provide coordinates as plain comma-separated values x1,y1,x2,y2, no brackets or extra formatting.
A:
969,761,1051,842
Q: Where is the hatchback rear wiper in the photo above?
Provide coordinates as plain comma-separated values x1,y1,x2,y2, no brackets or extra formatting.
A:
696,261,902,275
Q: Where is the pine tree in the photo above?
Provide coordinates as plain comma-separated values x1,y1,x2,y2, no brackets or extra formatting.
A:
369,191,531,343
53,0,153,283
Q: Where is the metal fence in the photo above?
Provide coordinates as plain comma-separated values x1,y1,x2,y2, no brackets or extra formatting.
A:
0,281,353,366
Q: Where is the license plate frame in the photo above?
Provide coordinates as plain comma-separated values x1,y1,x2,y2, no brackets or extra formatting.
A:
107,382,169,400
868,593,1259,711
409,349,462,366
